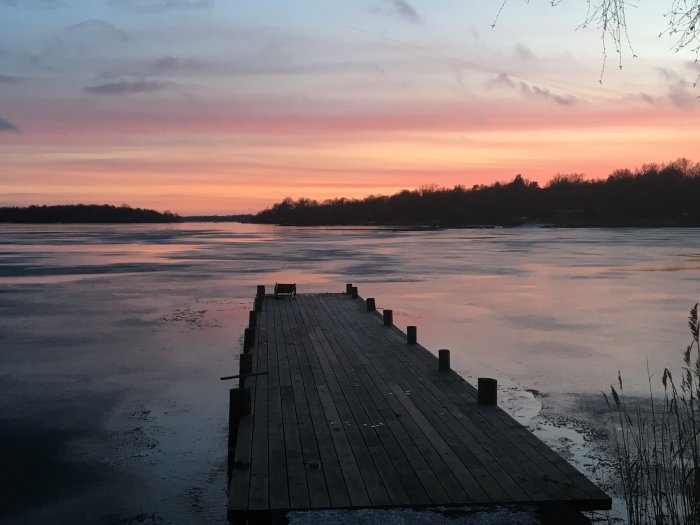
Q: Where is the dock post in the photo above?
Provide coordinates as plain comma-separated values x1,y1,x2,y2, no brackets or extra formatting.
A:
248,310,257,328
256,285,265,297
254,296,262,312
351,286,359,299
477,378,497,405
240,352,253,376
383,309,393,326
439,349,451,371
345,283,353,294
243,327,255,352
366,298,376,311
407,326,417,344
229,387,251,448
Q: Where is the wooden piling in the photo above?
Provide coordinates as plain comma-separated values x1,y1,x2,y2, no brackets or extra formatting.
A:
345,283,353,294
248,310,257,328
351,286,358,299
240,352,253,376
478,377,498,405
438,349,451,371
407,325,417,344
383,309,393,326
229,387,251,448
243,327,255,352
256,285,265,297
254,296,262,312
366,298,376,311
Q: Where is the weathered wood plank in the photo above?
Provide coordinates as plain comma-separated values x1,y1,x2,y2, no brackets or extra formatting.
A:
277,299,318,510
303,295,411,506
285,297,363,508
247,302,270,511
296,295,389,507
310,294,453,505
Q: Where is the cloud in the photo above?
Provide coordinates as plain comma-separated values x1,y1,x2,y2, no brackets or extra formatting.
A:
668,80,699,108
485,72,516,89
514,43,535,61
635,92,656,105
376,0,421,24
109,0,213,12
0,116,19,132
520,82,576,105
67,19,128,43
656,67,679,81
486,72,575,105
83,79,174,95
150,56,207,74
0,74,21,84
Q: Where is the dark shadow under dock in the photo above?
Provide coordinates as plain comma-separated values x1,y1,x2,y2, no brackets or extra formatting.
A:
228,292,611,523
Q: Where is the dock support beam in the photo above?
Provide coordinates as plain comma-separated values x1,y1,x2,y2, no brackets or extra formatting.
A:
254,296,262,312
407,325,417,344
256,285,265,297
439,349,451,372
345,283,353,294
351,286,358,299
248,310,257,328
383,309,393,326
366,298,376,311
478,378,497,405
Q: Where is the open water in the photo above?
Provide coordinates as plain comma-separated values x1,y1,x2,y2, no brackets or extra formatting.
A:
1,223,699,524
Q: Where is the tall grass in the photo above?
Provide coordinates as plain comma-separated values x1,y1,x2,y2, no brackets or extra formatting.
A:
605,303,700,524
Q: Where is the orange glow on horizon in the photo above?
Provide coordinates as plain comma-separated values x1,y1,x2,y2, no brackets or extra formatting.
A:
3,99,699,214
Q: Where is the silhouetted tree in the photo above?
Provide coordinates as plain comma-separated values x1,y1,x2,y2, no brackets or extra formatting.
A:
0,204,181,223
254,159,700,228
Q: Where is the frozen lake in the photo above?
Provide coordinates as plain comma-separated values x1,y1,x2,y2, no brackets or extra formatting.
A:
1,223,698,524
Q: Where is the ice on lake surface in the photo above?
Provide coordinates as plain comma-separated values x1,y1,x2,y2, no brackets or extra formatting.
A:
1,223,699,524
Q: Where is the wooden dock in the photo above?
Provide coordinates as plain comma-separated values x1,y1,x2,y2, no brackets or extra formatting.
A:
227,289,611,523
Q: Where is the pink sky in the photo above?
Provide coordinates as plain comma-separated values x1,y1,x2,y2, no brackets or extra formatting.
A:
1,1,699,214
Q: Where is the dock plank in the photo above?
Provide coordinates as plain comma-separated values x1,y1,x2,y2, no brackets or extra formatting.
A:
334,296,568,503
228,292,612,521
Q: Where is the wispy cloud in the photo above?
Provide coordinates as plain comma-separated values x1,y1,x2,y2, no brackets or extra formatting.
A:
514,43,536,61
150,56,207,74
376,0,421,24
635,92,656,105
485,72,516,89
67,19,128,43
83,79,174,95
0,116,19,132
485,72,576,105
667,80,699,108
110,0,213,12
0,74,21,84
520,82,576,105
656,67,679,81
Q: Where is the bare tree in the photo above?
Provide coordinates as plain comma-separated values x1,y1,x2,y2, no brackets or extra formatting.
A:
494,1,700,82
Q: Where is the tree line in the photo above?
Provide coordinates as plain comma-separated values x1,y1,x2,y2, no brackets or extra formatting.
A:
0,204,181,223
253,159,700,227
